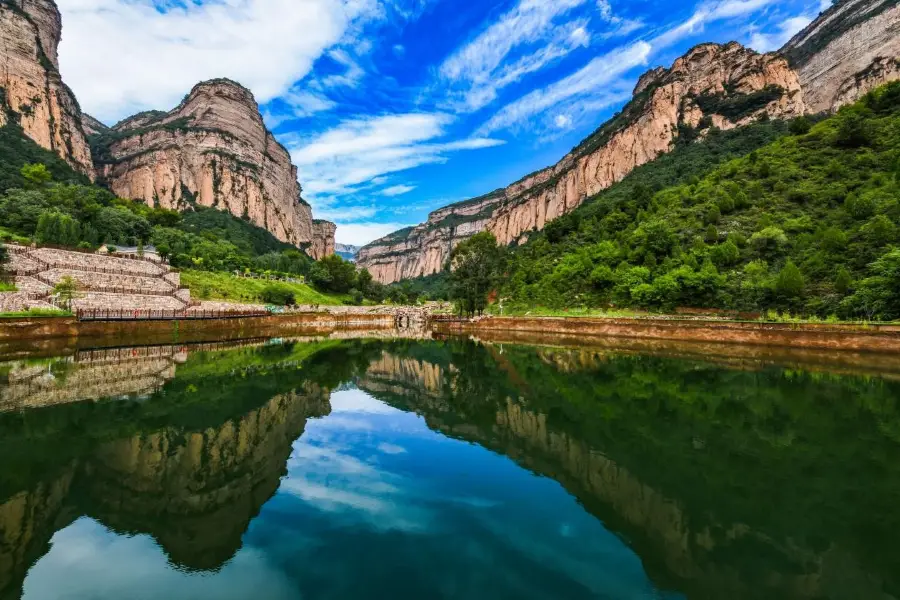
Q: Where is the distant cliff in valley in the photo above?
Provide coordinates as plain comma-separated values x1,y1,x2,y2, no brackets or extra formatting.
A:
335,243,360,262
358,0,900,284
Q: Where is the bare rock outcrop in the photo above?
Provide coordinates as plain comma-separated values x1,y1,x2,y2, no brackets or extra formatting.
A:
94,79,334,258
80,113,107,136
311,220,337,259
0,0,93,176
359,1,899,285
783,0,900,112
359,43,806,284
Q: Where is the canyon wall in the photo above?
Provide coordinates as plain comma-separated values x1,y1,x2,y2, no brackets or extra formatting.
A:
0,0,93,176
311,220,337,261
94,79,335,259
358,0,900,284
784,0,900,112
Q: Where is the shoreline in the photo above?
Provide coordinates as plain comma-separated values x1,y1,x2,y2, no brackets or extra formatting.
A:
0,311,398,347
2,312,900,354
431,315,900,354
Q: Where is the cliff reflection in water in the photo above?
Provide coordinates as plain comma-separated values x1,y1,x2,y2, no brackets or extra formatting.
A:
1,337,899,599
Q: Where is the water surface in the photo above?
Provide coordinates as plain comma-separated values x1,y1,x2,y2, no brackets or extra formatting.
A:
1,336,898,599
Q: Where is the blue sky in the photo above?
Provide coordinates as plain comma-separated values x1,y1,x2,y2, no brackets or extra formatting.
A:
57,0,831,245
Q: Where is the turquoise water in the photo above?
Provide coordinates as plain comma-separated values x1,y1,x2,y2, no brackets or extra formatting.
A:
1,337,899,599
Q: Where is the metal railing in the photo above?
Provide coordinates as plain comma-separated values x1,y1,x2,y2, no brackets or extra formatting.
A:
76,308,270,321
31,272,177,297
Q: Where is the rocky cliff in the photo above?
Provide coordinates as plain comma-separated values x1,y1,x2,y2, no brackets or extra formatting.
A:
0,0,93,176
784,0,900,112
358,1,900,284
311,220,337,261
93,79,335,258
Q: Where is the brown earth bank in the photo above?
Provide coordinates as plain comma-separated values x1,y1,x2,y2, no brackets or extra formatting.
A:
433,328,900,380
432,316,900,353
0,312,397,344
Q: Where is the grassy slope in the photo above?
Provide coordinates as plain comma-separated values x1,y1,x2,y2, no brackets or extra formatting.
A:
181,270,346,305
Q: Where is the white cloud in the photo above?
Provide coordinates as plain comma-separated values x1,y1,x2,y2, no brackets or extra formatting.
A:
24,519,297,600
595,0,644,39
320,48,366,89
554,114,573,129
479,41,651,134
480,0,782,135
748,15,814,52
289,113,503,198
335,222,416,246
650,0,776,48
379,185,417,196
57,0,380,121
438,0,590,112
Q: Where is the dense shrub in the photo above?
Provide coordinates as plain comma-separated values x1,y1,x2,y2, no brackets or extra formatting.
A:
260,284,296,306
496,82,900,319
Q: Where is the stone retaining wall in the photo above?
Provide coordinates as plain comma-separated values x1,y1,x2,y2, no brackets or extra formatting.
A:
433,316,900,353
0,312,396,343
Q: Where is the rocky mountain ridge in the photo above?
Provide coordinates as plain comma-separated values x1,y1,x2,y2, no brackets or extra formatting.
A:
0,0,93,176
358,0,900,284
0,0,335,259
92,79,335,258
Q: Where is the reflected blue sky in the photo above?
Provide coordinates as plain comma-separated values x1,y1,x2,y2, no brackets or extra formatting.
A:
23,388,679,600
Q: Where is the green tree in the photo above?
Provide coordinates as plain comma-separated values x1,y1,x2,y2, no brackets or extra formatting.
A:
789,116,812,136
845,249,900,320
835,109,872,148
53,276,79,311
750,227,788,259
835,267,852,296
357,268,374,296
156,242,171,262
260,284,295,306
450,232,506,317
776,260,805,298
0,244,9,282
312,255,357,293
20,163,52,188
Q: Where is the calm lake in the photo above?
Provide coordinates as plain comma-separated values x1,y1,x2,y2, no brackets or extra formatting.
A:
1,335,899,600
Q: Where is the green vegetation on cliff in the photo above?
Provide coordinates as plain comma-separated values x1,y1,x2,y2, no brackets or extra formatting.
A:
495,83,900,320
0,126,385,304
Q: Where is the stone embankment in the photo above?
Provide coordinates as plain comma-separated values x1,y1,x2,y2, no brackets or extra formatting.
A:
3,245,192,312
432,316,900,354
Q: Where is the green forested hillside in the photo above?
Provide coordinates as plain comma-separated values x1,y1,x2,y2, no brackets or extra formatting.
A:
0,121,311,274
498,83,900,320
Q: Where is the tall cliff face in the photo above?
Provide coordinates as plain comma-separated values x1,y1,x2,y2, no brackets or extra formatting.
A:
783,0,900,112
311,220,337,261
0,0,93,176
359,1,900,284
93,79,335,259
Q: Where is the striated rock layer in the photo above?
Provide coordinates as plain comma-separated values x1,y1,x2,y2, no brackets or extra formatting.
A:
94,79,335,259
0,0,93,176
311,220,337,261
784,0,900,112
358,1,900,284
